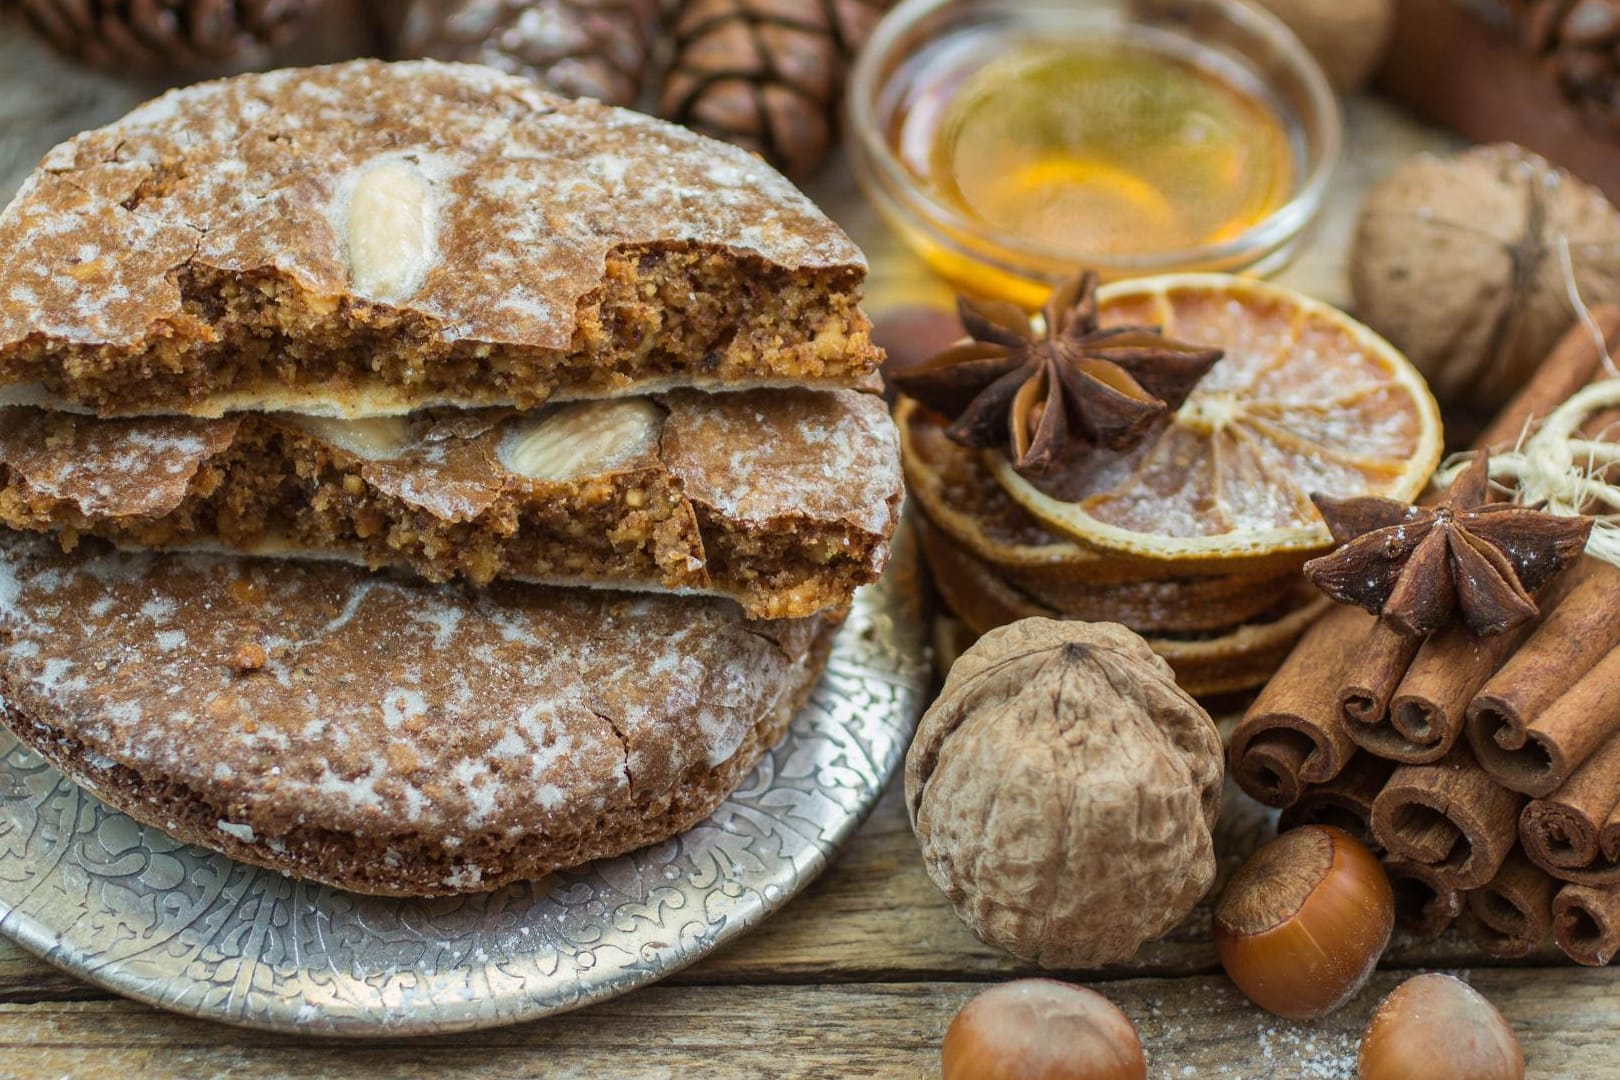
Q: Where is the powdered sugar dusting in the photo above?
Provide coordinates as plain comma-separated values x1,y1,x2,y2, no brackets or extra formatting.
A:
0,408,239,517
0,531,819,867
664,388,903,538
0,58,866,358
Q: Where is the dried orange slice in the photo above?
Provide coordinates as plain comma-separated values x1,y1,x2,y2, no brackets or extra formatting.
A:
990,275,1443,571
920,520,1328,697
897,395,1144,580
917,517,1298,634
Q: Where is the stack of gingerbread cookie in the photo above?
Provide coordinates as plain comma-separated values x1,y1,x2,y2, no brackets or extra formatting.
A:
0,60,901,896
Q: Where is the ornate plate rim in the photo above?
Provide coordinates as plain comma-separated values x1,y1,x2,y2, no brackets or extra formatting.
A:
0,528,929,1036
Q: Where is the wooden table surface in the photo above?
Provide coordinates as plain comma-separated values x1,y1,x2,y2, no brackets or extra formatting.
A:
3,33,1619,1079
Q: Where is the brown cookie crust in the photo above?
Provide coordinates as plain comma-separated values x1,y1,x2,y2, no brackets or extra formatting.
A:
0,532,833,894
1,628,831,897
0,60,878,417
0,388,901,620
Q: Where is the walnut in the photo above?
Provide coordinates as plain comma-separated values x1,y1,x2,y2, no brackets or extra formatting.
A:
1248,0,1393,91
905,618,1223,967
1351,143,1620,413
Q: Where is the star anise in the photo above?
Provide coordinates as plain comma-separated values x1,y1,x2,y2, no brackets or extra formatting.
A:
889,271,1223,477
1303,452,1593,637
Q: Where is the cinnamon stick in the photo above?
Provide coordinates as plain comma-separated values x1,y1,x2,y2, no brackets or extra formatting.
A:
1230,606,1368,807
1364,514,1592,764
1457,847,1557,959
1384,858,1462,940
1467,558,1620,795
1553,882,1620,966
1372,745,1526,890
1359,621,1532,764
1468,641,1620,798
1229,733,1311,809
1472,306,1620,452
1520,728,1620,886
1320,314,1619,753
1338,620,1420,729
1278,752,1396,851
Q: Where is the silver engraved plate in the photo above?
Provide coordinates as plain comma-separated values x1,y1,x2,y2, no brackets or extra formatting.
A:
0,532,929,1035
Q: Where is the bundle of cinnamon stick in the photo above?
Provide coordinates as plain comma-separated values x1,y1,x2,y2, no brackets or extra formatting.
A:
1234,308,1620,965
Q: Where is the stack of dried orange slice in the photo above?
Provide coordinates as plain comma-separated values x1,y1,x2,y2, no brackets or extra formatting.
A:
899,274,1443,696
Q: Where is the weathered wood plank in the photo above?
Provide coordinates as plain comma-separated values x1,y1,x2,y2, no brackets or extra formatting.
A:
0,941,96,1004
0,777,1571,1004
1,968,1614,1079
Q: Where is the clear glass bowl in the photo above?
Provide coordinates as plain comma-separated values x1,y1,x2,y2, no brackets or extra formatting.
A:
846,0,1342,306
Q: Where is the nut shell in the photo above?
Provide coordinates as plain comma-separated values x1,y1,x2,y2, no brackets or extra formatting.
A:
941,979,1147,1080
906,618,1222,967
1351,143,1620,412
1359,973,1524,1080
1213,825,1393,1020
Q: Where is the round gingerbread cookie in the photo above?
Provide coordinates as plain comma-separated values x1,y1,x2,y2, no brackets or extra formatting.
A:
0,531,832,896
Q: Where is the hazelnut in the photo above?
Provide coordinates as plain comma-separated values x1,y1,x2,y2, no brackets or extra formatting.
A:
1359,974,1524,1080
941,979,1146,1080
906,619,1223,967
1213,825,1393,1020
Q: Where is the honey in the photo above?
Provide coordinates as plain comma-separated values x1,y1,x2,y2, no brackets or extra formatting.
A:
887,30,1296,290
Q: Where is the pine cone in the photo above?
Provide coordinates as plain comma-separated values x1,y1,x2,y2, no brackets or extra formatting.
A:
394,0,662,107
659,0,895,177
3,0,320,70
1512,0,1620,133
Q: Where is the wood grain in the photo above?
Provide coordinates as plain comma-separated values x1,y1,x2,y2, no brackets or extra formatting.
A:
0,779,1565,1004
1,968,1614,1079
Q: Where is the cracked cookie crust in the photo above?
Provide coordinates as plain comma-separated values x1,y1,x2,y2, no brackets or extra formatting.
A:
0,387,902,620
0,59,879,418
0,530,833,896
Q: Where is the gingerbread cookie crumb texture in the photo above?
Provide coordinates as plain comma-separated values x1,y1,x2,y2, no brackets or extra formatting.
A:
0,389,902,619
0,59,879,418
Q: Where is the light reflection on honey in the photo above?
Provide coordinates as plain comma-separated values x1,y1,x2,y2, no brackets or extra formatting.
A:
888,34,1295,305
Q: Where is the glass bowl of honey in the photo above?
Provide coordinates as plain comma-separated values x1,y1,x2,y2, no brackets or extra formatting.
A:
847,0,1341,306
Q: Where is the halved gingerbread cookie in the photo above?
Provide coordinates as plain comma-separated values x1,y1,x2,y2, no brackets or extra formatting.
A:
0,59,880,418
0,532,833,895
0,387,901,619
